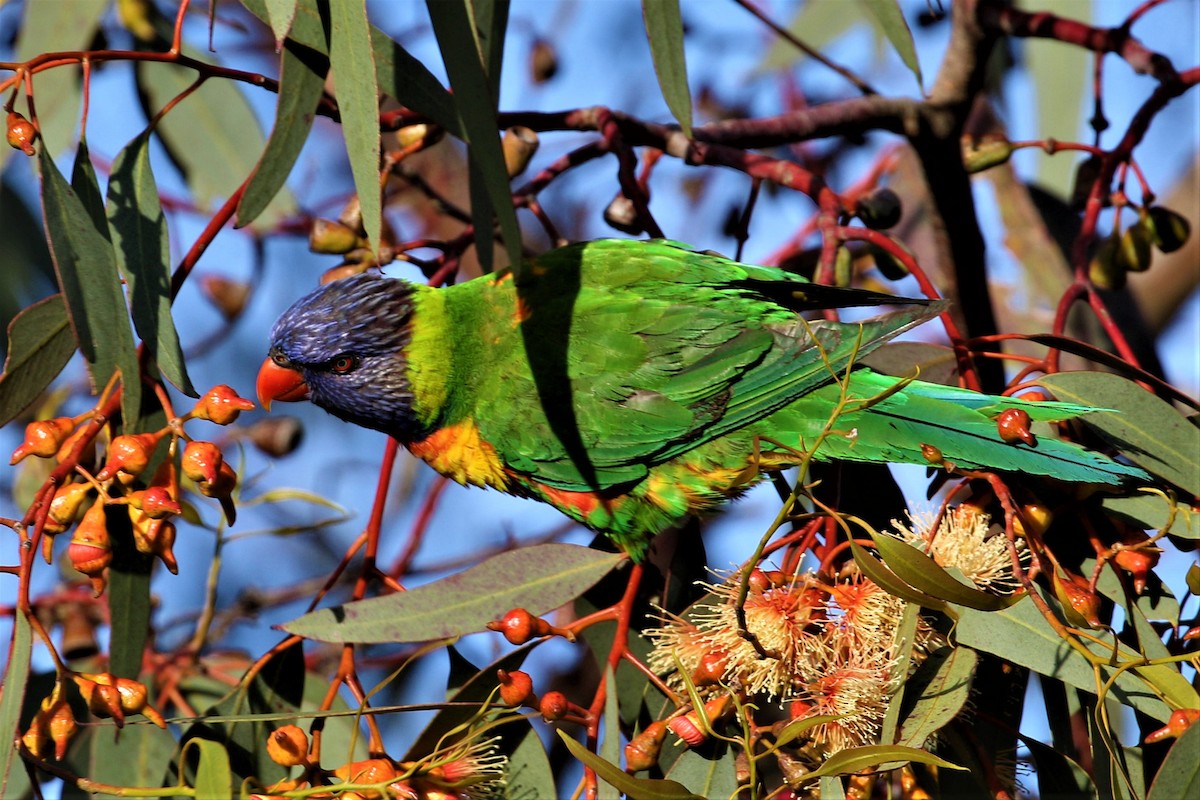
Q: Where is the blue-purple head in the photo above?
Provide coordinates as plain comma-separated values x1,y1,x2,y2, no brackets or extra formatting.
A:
257,273,425,439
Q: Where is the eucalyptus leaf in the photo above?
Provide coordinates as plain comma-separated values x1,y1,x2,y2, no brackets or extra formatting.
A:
858,0,922,90
642,0,693,137
283,544,624,643
0,613,32,796
189,738,234,800
0,294,76,428
559,731,703,800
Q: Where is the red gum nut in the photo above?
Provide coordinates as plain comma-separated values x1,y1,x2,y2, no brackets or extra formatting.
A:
69,501,112,594
182,441,223,484
266,725,310,767
195,385,255,425
624,721,668,773
487,608,553,645
11,417,76,464
497,669,535,707
139,486,182,519
996,408,1036,445
96,433,158,481
539,691,569,721
1145,709,1200,743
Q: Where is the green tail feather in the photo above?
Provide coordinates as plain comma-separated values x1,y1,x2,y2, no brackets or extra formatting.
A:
766,371,1149,486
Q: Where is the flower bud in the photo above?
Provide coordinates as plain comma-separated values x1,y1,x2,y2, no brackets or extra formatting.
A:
114,677,166,727
1145,708,1200,743
920,443,944,465
1145,206,1190,253
69,500,112,595
497,669,535,707
394,122,442,150
11,417,76,464
624,720,668,773
137,486,182,519
1116,221,1153,273
996,408,1035,445
539,691,569,721
855,187,902,230
333,758,399,785
962,135,1014,174
6,111,38,155
320,262,370,285
96,433,159,481
1051,570,1102,628
690,650,729,687
47,482,93,530
193,384,255,425
182,441,223,485
77,675,126,725
487,608,552,645
1088,234,1126,290
267,725,310,767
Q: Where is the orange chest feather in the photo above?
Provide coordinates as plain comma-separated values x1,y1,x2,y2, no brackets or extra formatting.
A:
407,421,509,490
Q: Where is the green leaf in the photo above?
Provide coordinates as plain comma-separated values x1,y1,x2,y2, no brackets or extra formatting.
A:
599,663,621,800
263,0,298,46
0,295,76,427
1188,563,1200,596
857,0,922,90
427,0,523,274
241,0,461,135
805,744,964,780
953,592,1190,722
1148,721,1200,800
1104,493,1197,539
188,738,234,800
860,342,959,386
38,146,142,429
1021,733,1097,800
283,544,624,643
237,44,327,227
0,612,32,796
559,730,704,800
85,719,178,789
641,0,693,137
106,501,155,679
896,646,977,748
846,536,947,610
868,531,1018,611
71,142,109,234
664,745,739,800
1038,372,1200,495
507,720,555,800
138,56,296,229
329,0,382,257
107,132,195,396
757,1,855,75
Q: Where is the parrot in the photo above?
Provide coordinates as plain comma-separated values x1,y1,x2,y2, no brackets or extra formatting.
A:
256,239,1146,558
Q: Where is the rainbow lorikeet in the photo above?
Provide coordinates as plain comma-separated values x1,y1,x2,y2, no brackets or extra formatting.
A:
257,239,1145,557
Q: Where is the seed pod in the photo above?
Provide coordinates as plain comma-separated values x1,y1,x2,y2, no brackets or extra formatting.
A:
1145,206,1191,253
690,650,729,687
48,482,93,530
199,274,250,321
6,111,38,155
996,408,1035,445
267,725,310,767
11,417,76,464
1013,503,1052,538
502,126,539,177
1051,570,1102,628
920,443,944,465
309,218,363,255
114,677,166,727
1116,221,1153,273
96,433,159,481
138,486,182,519
1088,234,1126,290
603,195,642,235
246,416,304,458
394,122,442,150
69,500,112,595
624,720,668,773
487,608,552,645
962,135,1014,174
529,38,559,83
1145,708,1200,743
856,187,902,230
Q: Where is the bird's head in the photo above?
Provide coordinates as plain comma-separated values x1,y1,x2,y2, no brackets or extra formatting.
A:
256,273,425,439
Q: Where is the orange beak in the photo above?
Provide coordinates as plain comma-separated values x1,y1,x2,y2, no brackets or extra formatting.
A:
256,357,310,410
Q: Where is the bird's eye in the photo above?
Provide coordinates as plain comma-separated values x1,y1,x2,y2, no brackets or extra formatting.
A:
271,351,289,367
331,355,359,374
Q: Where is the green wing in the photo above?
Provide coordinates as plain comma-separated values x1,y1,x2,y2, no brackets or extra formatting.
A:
464,239,937,491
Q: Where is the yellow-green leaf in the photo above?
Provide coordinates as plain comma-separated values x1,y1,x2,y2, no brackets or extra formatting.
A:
847,536,947,611
858,0,922,91
0,295,75,427
869,531,1018,611
559,730,704,800
642,0,693,137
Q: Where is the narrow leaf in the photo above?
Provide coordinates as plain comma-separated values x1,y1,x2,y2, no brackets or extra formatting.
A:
263,0,298,46
642,0,693,136
86,720,177,788
805,744,964,780
897,646,977,748
869,531,1018,611
559,730,704,800
858,0,922,90
238,43,327,227
138,56,296,228
0,295,76,427
1104,493,1196,540
664,744,739,799
240,0,461,134
1038,371,1200,495
283,544,624,642
846,537,947,610
427,0,523,274
38,147,142,428
0,613,32,795
328,0,382,256
600,664,621,800
107,132,196,395
71,142,109,233
954,592,1188,722
508,721,556,799
189,738,234,800
106,501,155,678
